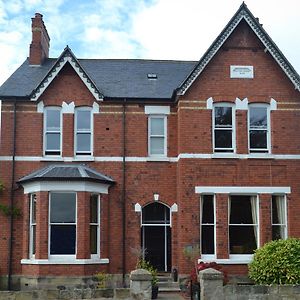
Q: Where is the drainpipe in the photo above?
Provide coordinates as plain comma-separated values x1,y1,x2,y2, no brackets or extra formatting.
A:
8,100,17,290
121,99,126,286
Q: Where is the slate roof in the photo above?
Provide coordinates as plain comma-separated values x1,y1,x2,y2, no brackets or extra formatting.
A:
1,3,299,101
18,164,114,184
0,57,196,100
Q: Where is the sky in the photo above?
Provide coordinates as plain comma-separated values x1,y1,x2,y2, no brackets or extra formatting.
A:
0,0,300,86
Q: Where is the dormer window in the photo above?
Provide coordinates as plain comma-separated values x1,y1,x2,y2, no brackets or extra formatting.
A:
44,107,62,156
75,108,92,156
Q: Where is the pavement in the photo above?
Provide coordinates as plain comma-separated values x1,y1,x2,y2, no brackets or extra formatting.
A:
157,292,186,299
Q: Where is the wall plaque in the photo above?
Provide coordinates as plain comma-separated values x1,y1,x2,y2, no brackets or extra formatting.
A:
230,65,254,78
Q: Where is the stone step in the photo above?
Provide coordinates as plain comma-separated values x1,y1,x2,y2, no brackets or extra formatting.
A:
158,286,182,292
157,281,181,292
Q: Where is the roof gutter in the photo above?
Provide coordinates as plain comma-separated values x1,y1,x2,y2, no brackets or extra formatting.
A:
8,100,17,290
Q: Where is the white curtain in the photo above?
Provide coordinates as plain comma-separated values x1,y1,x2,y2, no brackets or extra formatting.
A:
276,196,286,239
250,196,258,248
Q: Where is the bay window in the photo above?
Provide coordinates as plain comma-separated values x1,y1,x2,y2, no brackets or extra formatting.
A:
29,193,36,258
229,195,258,254
44,108,62,155
213,104,235,152
49,192,76,255
90,194,100,257
201,195,215,256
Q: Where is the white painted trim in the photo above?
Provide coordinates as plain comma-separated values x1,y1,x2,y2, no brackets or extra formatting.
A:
21,258,109,265
134,203,142,212
92,102,100,114
206,97,213,110
4,153,300,162
198,255,253,264
37,101,44,113
271,194,288,239
90,194,100,258
74,107,93,156
31,56,103,101
62,101,75,114
248,103,271,153
43,107,62,156
171,203,178,212
213,102,236,153
200,195,216,256
49,192,77,257
29,194,36,258
195,186,291,194
22,181,110,194
144,106,170,115
235,97,248,110
148,115,167,157
270,98,277,111
146,156,170,162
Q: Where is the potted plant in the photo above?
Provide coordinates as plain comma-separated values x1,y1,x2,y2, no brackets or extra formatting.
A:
136,259,158,299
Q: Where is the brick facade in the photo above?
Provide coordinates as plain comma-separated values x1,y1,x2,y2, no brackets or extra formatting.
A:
0,4,300,289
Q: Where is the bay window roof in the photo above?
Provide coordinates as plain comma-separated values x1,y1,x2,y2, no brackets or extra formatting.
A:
18,164,114,185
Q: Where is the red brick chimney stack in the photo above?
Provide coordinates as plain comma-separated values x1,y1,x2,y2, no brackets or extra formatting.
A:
29,13,50,65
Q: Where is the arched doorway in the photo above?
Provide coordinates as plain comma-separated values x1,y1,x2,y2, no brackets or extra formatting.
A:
141,202,171,272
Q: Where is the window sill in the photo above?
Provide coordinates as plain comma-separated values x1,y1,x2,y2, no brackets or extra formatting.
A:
73,156,95,162
199,254,253,264
41,156,95,162
21,258,109,265
146,156,170,162
212,153,236,159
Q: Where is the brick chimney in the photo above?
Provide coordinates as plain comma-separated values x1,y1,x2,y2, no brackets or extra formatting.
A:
29,13,50,65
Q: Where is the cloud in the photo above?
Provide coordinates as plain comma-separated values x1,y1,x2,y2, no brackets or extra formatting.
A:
0,0,299,86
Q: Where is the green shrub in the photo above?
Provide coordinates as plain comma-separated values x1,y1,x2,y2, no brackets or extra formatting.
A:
136,259,158,285
94,272,112,288
249,238,300,284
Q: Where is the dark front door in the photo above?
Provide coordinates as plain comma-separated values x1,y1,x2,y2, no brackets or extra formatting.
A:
141,202,171,272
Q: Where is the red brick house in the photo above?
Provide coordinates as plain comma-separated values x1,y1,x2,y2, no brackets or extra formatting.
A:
0,3,300,290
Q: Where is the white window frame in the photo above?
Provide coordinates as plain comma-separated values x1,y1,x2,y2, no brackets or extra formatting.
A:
200,194,216,260
48,192,77,260
148,115,167,157
29,193,36,259
90,194,100,258
75,107,93,156
213,103,236,153
248,103,271,153
228,194,259,260
271,195,287,240
44,107,62,156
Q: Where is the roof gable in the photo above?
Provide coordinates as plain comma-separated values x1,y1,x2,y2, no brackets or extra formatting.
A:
30,46,104,101
177,3,300,95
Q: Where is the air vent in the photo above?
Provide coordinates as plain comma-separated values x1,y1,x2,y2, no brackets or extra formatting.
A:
147,73,157,79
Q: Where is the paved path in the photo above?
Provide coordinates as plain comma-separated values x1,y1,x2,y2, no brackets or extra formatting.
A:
157,292,186,299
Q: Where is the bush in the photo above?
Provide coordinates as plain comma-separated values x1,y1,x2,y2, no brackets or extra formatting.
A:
249,238,300,284
136,259,158,285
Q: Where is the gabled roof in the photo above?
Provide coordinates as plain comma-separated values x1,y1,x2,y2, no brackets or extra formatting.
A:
31,46,104,101
18,164,114,184
177,2,300,95
0,56,196,101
